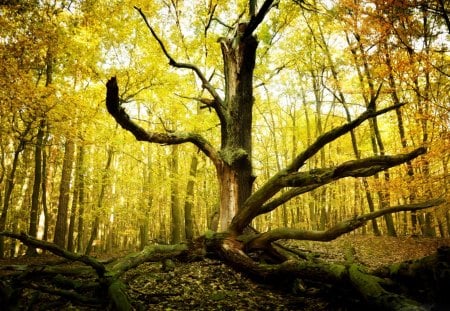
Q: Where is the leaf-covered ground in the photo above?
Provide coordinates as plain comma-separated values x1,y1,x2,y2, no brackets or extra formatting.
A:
123,235,450,310
1,235,449,310
124,258,315,310
286,234,450,269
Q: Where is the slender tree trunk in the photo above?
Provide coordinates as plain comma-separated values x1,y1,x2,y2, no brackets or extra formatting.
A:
41,130,50,244
67,144,84,252
85,147,113,255
352,33,396,236
259,100,288,227
76,145,85,253
170,145,183,244
26,120,45,256
317,27,380,234
139,222,148,250
420,11,436,237
302,101,318,230
26,47,52,255
53,139,75,248
0,139,26,258
184,154,198,241
310,69,328,230
39,48,53,247
139,148,153,250
85,217,100,255
384,46,418,235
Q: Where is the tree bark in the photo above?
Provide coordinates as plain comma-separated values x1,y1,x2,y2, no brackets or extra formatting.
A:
26,120,45,256
68,144,84,252
246,198,443,250
216,23,258,231
76,145,86,253
170,145,183,244
0,138,27,258
53,139,75,248
184,154,198,241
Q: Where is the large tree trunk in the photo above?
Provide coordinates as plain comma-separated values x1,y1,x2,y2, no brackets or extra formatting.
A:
216,24,258,231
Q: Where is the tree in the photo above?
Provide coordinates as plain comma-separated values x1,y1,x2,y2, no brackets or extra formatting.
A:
107,0,435,235
102,1,445,308
0,0,448,309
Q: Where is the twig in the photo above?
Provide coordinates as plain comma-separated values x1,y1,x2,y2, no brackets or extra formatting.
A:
133,6,224,108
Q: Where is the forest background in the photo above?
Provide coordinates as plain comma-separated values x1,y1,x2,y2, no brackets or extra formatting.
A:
0,0,449,258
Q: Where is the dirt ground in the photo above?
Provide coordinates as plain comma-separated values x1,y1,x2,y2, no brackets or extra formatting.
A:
1,235,449,310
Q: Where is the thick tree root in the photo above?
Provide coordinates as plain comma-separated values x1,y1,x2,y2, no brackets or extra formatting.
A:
348,264,425,311
1,231,449,310
375,246,450,309
0,231,188,311
205,233,447,310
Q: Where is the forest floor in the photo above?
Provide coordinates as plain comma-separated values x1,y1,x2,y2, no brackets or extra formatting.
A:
1,234,449,310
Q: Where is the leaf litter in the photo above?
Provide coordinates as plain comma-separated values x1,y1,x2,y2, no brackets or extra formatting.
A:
0,235,448,310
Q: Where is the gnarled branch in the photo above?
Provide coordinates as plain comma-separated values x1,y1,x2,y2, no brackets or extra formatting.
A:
229,104,408,233
282,147,426,187
259,148,427,215
105,77,220,168
246,198,445,250
0,231,106,275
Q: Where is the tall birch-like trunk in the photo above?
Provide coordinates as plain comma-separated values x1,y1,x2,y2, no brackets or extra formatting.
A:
67,145,84,252
170,145,183,244
26,120,45,256
85,147,113,255
184,154,198,241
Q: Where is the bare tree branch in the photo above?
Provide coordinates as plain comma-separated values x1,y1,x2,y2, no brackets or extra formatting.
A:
204,3,217,36
174,70,227,125
229,104,407,233
244,0,278,38
258,147,426,214
106,77,221,168
260,148,426,214
283,147,426,187
230,146,427,232
260,186,320,214
0,231,106,275
134,6,224,110
286,103,404,172
246,198,445,249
